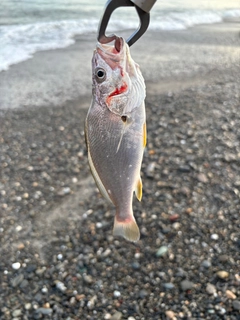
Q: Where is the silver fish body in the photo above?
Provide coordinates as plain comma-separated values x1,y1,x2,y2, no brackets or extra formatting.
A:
85,37,146,242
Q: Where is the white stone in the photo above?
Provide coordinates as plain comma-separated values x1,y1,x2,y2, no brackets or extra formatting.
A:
113,290,121,298
41,286,48,294
12,262,21,270
211,234,219,240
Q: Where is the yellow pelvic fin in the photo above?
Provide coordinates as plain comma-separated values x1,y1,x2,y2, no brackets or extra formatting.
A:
113,216,140,242
135,176,142,201
143,122,147,147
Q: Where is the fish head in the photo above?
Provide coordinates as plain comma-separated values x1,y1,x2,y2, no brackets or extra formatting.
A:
92,37,145,115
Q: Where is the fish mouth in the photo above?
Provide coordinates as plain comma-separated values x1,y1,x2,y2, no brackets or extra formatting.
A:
97,36,124,56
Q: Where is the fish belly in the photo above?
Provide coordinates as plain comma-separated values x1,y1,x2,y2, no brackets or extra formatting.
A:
85,100,145,219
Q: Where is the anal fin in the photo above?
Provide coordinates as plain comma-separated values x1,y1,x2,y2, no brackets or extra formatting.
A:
135,176,142,201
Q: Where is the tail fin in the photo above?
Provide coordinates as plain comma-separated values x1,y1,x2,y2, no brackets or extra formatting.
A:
113,216,140,242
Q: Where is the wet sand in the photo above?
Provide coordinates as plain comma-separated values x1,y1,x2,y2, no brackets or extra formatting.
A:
0,21,240,319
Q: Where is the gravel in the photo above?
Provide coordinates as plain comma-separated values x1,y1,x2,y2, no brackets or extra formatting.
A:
0,30,240,320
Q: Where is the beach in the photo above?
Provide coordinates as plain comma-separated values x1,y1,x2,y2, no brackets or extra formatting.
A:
1,21,240,319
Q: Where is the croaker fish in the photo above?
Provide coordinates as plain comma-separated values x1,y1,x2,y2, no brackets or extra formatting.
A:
85,37,146,242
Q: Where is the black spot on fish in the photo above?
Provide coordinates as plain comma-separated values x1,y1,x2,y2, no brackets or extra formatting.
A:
121,115,127,122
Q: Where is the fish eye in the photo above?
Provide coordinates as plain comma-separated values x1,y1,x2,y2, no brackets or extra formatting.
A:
95,68,106,82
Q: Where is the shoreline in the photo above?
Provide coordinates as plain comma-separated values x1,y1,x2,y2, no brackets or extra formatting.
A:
0,20,239,110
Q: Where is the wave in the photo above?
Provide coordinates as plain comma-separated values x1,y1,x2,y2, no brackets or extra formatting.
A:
0,8,240,72
0,19,99,72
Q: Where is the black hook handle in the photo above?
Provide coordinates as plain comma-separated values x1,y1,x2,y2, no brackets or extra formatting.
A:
97,0,150,46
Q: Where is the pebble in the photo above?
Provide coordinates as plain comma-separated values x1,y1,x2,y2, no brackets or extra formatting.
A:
207,309,215,314
206,283,217,295
128,317,136,320
35,267,46,276
58,187,71,196
41,286,48,294
12,309,22,317
34,293,42,302
111,311,122,320
69,297,76,305
211,234,219,240
102,248,111,257
201,260,211,268
172,222,181,230
36,308,53,315
72,177,78,183
132,261,140,269
225,290,236,299
96,222,103,228
25,303,31,310
185,207,193,214
134,252,141,259
156,246,168,257
163,283,175,290
165,310,177,320
17,243,25,250
218,254,229,262
146,162,156,178
55,281,67,292
180,280,194,291
87,295,97,310
113,290,121,298
178,165,190,172
11,274,24,287
139,289,148,298
19,279,28,289
232,300,240,310
104,314,112,320
216,271,229,279
83,274,93,284
26,264,37,272
197,173,208,183
15,225,22,232
217,306,226,315
12,262,21,270
169,214,179,222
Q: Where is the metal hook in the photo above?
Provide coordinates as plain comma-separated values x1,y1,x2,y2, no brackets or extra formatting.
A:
97,0,150,47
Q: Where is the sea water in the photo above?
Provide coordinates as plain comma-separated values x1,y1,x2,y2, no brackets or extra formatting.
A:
0,0,240,72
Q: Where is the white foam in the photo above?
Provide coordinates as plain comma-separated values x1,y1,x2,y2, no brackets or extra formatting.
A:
223,9,240,19
0,19,99,72
150,10,223,30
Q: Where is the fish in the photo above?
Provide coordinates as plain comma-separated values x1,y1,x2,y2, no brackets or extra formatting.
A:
85,37,146,242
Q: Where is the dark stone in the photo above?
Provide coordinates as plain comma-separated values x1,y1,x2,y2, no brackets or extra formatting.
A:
180,280,194,291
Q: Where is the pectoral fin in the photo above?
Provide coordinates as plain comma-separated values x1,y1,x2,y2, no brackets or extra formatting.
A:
135,176,142,201
88,150,113,204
